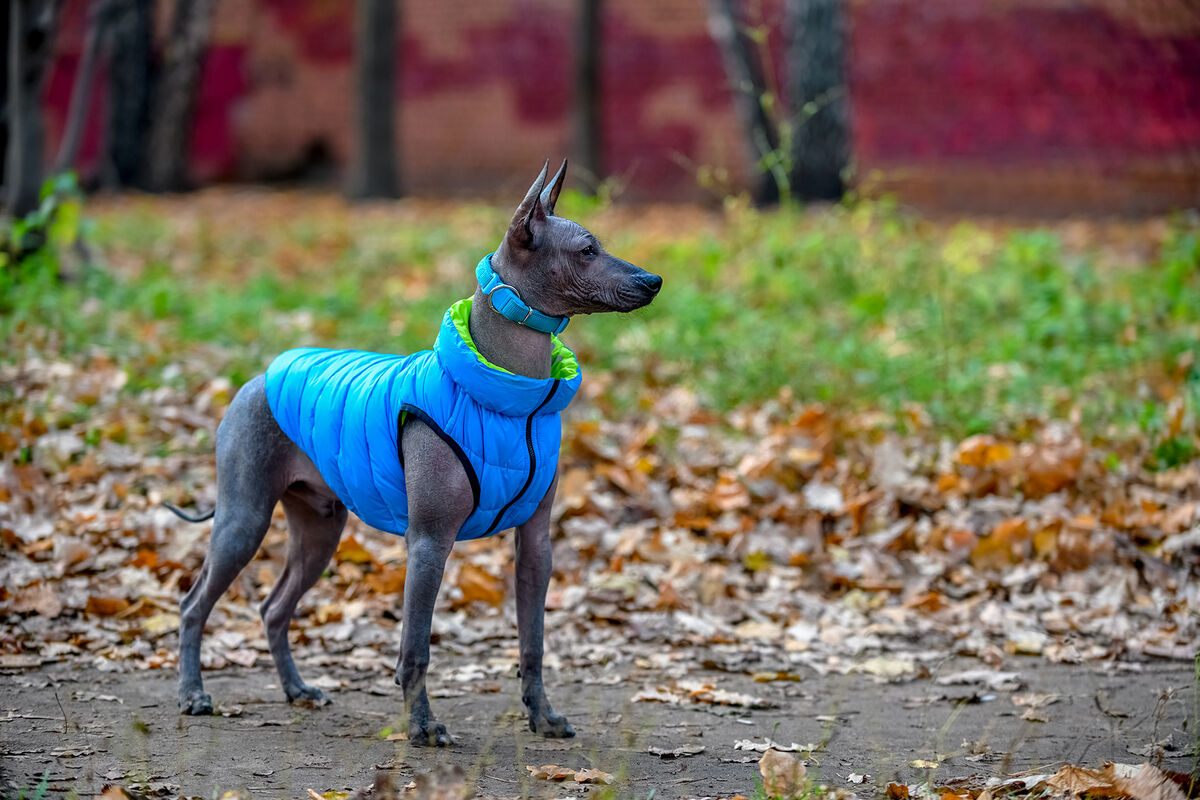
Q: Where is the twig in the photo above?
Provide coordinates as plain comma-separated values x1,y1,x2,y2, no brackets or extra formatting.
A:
53,688,69,734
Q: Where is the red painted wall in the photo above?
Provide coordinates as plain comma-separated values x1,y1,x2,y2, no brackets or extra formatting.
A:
43,0,1200,212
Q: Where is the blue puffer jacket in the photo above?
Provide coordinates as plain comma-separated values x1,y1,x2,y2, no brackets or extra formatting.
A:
263,297,581,540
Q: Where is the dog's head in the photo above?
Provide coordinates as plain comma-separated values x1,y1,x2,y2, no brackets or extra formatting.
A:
492,160,662,318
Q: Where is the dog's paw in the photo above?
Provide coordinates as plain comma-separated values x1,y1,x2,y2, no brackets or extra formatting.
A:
287,685,331,709
178,690,214,716
530,713,575,739
409,719,454,747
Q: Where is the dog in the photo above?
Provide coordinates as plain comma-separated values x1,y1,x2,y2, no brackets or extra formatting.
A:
168,160,662,746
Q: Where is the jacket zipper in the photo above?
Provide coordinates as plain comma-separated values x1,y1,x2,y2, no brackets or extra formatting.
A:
484,380,561,535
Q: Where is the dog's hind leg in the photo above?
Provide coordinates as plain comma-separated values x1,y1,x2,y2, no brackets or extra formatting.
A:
177,495,276,714
261,489,347,706
178,375,292,715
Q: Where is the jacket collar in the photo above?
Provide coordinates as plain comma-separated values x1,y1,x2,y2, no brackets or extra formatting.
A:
434,297,581,417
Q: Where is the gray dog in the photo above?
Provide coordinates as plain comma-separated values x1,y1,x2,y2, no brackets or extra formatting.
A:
168,160,661,746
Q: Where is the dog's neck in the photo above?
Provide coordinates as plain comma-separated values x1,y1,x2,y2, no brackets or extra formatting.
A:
468,286,554,380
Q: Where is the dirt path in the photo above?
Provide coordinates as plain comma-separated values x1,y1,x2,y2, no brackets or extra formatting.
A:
1,654,1194,798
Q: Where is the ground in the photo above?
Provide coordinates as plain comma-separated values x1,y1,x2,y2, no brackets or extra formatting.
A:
1,653,1194,798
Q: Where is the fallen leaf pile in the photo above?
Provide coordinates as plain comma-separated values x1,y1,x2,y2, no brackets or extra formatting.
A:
887,759,1198,800
0,344,1197,687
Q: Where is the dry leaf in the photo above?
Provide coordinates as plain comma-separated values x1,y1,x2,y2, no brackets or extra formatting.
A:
10,582,63,617
457,563,505,605
1013,692,1060,708
335,535,374,565
86,596,131,617
526,764,578,782
632,686,679,704
575,768,615,785
858,656,916,680
957,435,1014,468
1111,762,1188,800
647,744,705,758
734,739,810,753
1044,764,1109,795
143,612,179,635
364,565,406,595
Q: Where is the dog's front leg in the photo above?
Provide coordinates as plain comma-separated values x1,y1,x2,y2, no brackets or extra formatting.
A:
396,420,473,746
515,474,574,738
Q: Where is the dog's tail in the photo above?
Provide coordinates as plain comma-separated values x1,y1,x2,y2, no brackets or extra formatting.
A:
163,503,216,523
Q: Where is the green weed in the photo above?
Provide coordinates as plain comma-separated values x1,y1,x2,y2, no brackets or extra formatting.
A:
3,193,1198,440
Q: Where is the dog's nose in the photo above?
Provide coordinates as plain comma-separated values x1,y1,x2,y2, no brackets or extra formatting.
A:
642,273,663,295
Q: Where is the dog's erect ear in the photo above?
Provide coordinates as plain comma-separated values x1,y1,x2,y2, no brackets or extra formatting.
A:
507,161,549,251
539,159,568,216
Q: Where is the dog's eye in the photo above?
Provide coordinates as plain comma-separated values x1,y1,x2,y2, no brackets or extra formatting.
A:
581,245,596,257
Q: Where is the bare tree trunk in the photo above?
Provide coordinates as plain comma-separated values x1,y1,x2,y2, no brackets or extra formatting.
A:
349,0,400,199
145,0,216,192
103,0,152,188
0,4,10,191
785,0,849,201
572,0,602,192
705,0,780,207
54,0,110,174
4,0,60,216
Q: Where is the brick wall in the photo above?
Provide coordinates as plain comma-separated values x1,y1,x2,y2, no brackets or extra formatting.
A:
43,0,1200,212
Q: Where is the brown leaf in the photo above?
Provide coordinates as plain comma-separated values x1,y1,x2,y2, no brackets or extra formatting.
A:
969,518,1029,570
710,473,750,512
10,582,63,617
1045,764,1112,795
365,565,406,595
1024,443,1082,497
1012,692,1060,708
1111,763,1189,800
556,467,591,511
335,535,375,565
957,435,1014,468
129,549,158,569
647,743,706,758
526,764,577,782
86,596,130,617
575,768,615,785
457,563,504,605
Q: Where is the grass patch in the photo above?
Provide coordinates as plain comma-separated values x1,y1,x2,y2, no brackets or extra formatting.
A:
3,190,1198,439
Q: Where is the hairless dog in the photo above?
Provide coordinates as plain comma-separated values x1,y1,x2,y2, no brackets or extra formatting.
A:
168,161,662,746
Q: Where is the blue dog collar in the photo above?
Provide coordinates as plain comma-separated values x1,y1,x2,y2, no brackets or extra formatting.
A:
476,253,569,335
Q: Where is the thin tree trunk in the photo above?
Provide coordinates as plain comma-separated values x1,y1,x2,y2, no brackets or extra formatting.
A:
103,0,152,188
0,4,10,191
145,0,216,192
705,0,780,207
785,0,849,201
55,0,109,174
349,0,400,199
4,0,60,216
572,0,602,192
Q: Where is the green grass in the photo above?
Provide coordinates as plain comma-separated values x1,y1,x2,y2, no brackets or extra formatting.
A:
3,191,1198,440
